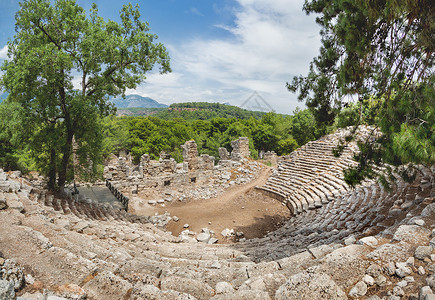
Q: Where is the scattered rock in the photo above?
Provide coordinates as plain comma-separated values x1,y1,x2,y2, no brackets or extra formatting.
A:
393,286,405,297
1,259,25,290
344,236,356,245
24,274,35,285
0,197,7,210
367,264,381,277
418,266,426,275
215,282,234,294
397,280,408,287
363,275,375,286
415,246,433,260
421,203,435,217
275,267,347,300
196,232,211,243
358,236,378,248
427,275,435,289
221,228,234,237
0,280,15,300
393,225,426,243
386,262,396,276
375,275,387,287
420,286,433,300
349,281,368,298
414,219,425,226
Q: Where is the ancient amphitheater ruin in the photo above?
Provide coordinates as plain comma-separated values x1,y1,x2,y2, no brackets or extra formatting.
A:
0,126,434,299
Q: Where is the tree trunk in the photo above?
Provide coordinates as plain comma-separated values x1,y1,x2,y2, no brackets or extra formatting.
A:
57,129,73,196
48,148,56,192
57,77,73,196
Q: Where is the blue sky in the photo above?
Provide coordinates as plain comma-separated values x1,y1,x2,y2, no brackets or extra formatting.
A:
0,0,321,114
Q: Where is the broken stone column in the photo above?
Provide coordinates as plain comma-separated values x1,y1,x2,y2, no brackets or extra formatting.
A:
140,154,151,177
117,157,129,179
231,137,250,161
199,154,215,170
218,147,230,160
263,151,278,165
159,151,171,160
181,140,199,172
160,158,177,173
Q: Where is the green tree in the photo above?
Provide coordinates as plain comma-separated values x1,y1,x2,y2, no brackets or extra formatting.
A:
289,0,434,184
1,0,170,194
276,138,299,156
291,108,317,146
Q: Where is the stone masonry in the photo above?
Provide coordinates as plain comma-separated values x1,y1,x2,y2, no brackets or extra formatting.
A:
182,140,199,172
231,137,250,161
104,137,252,196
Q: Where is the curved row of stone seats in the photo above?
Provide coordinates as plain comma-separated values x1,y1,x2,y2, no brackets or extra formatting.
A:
258,128,380,216
238,165,434,262
1,185,278,299
29,188,149,224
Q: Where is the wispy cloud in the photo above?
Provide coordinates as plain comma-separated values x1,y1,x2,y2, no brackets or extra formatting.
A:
132,0,321,114
188,7,204,17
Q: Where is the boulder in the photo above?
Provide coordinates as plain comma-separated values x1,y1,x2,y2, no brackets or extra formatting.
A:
196,232,211,243
215,282,234,294
358,236,378,248
349,281,368,298
275,267,347,300
0,280,15,300
0,197,7,210
415,246,433,260
161,276,214,299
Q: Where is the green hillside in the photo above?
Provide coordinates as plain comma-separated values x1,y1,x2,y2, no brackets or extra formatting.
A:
154,102,267,120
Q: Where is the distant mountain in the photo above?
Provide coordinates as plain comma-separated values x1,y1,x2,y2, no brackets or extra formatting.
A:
110,94,167,108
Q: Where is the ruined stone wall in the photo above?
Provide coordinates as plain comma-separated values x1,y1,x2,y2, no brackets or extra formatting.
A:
104,137,251,195
231,137,250,161
263,151,277,166
182,140,199,172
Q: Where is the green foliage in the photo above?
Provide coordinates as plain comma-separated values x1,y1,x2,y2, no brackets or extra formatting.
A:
289,0,434,185
155,102,266,120
291,108,319,146
276,138,299,156
100,109,322,164
0,0,170,192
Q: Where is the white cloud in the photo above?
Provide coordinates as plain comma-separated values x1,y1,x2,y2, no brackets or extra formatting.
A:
188,7,204,17
130,0,321,114
0,45,9,60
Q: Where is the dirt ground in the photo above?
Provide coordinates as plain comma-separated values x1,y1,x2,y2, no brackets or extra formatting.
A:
130,167,291,242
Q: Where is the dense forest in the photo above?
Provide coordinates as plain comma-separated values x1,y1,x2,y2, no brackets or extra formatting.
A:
0,100,329,171
154,102,266,121
115,102,267,120
90,107,318,164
